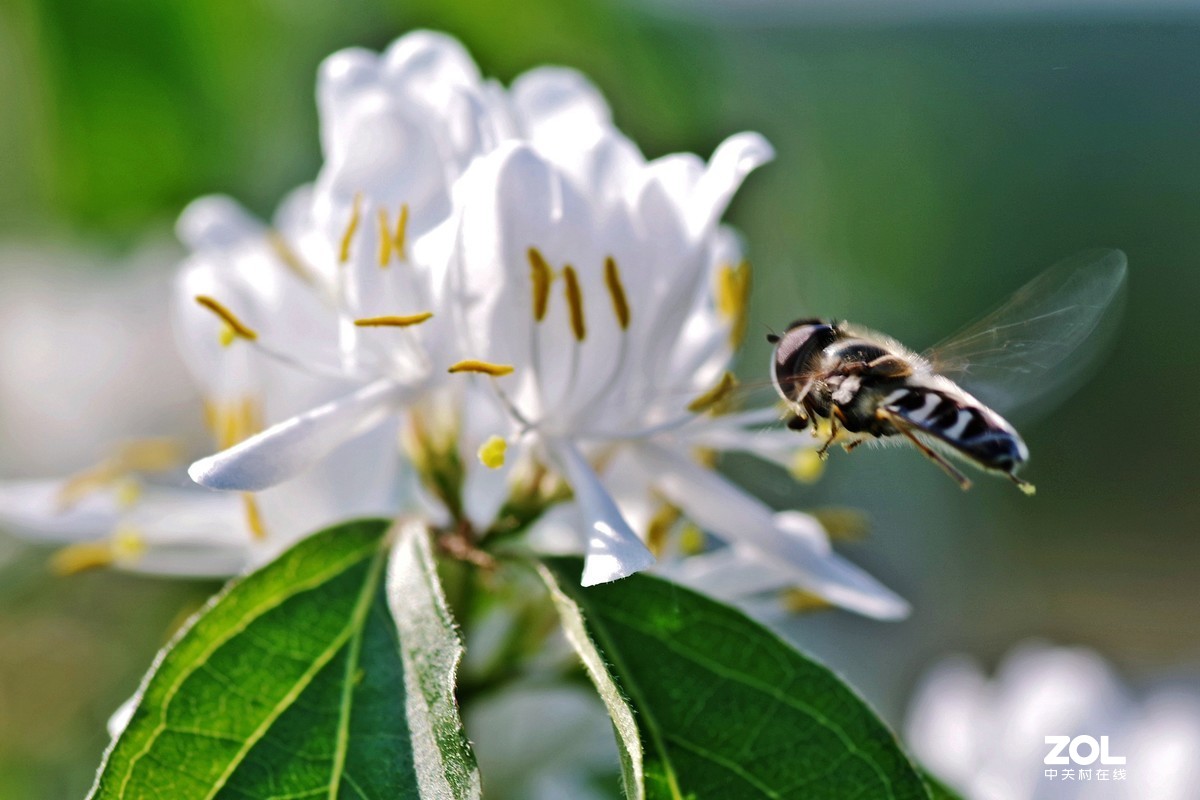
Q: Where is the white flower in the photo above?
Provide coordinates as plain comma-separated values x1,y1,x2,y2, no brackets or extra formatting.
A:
184,32,623,495
440,133,906,616
173,31,905,617
905,641,1200,800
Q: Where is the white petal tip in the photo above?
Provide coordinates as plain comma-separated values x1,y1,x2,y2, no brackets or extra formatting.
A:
580,550,656,588
187,454,272,493
719,131,775,171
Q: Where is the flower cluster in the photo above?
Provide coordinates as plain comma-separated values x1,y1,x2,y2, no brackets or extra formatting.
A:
0,31,906,619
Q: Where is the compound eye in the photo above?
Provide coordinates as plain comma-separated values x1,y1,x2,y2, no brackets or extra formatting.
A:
773,322,836,367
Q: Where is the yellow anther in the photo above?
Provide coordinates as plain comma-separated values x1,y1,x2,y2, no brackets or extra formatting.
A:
376,208,394,267
715,260,752,349
268,231,317,286
812,507,870,542
116,438,183,472
780,588,835,614
645,501,681,558
789,450,825,484
339,193,363,264
50,528,145,576
477,436,508,469
55,438,182,511
562,265,586,341
195,295,258,342
528,247,553,322
354,312,434,328
205,397,263,449
394,204,409,262
687,371,739,414
218,324,237,348
604,256,630,330
242,493,267,540
678,523,706,555
51,542,115,575
448,359,515,377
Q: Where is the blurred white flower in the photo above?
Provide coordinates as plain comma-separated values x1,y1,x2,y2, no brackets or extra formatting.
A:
906,641,1200,800
465,682,619,800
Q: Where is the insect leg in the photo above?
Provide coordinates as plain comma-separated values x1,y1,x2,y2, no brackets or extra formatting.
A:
818,410,842,459
877,408,972,490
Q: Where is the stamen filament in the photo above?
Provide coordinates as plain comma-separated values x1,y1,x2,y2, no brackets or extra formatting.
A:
528,247,552,322
354,312,434,328
562,265,586,341
448,359,515,377
195,295,258,341
242,493,267,540
604,256,631,330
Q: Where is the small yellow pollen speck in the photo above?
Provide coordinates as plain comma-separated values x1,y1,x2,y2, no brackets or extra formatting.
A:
195,295,258,341
448,359,515,377
528,247,553,322
354,312,434,328
687,371,739,414
242,493,267,540
339,193,363,264
114,478,142,510
218,324,237,348
789,450,825,484
562,265,587,341
715,260,752,348
1018,480,1037,496
604,256,630,330
112,527,146,561
477,436,508,469
678,524,706,555
376,208,394,267
780,588,835,614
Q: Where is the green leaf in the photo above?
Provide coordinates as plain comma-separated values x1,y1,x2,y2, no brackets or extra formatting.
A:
89,518,479,800
541,558,932,800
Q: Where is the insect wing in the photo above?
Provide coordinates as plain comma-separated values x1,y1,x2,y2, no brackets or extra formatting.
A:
925,249,1128,416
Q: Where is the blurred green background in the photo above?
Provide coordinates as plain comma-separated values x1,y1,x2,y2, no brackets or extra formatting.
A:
2,0,1198,796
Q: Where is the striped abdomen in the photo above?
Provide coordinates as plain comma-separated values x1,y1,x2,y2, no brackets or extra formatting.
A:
881,384,1029,474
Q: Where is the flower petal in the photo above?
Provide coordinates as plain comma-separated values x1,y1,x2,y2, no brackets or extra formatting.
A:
635,442,909,619
547,438,654,587
0,479,121,541
189,379,407,491
688,131,774,236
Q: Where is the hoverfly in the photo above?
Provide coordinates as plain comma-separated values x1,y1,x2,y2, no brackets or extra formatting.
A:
767,249,1128,493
